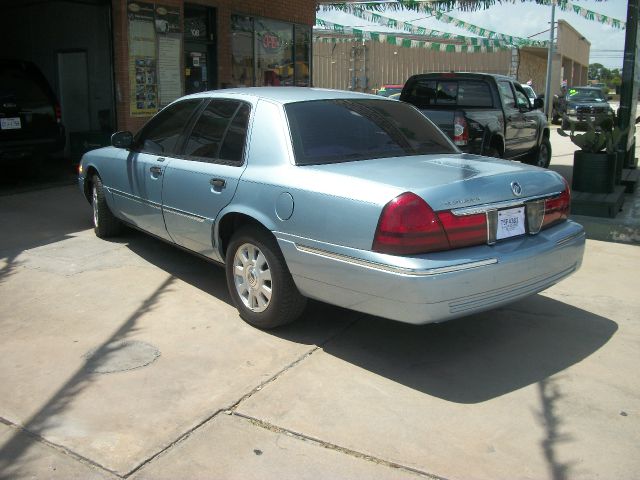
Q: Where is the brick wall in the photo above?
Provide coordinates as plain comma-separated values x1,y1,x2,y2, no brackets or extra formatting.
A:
112,0,316,133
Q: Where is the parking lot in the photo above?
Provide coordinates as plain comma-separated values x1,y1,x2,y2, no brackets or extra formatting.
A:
0,131,639,479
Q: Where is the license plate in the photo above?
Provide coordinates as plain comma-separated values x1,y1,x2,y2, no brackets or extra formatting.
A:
496,207,525,240
1,117,21,130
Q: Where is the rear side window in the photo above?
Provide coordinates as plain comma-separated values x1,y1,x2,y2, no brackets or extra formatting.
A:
497,81,516,109
136,99,201,155
403,79,492,108
182,100,250,164
285,99,456,166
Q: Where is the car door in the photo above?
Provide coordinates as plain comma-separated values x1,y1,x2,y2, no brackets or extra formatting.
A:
110,99,203,240
161,99,251,259
514,88,538,153
497,80,524,157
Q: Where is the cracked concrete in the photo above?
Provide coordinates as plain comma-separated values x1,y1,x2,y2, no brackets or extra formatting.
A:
1,134,639,479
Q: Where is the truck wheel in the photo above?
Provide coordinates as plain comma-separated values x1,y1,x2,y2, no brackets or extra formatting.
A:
525,137,552,168
226,226,307,329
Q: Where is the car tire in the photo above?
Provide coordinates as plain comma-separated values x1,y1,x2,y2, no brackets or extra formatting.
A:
525,137,552,168
91,174,121,238
226,226,307,329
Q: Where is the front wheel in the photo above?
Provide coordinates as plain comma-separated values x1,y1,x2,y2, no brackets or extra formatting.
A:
225,226,306,329
525,137,552,168
91,174,122,238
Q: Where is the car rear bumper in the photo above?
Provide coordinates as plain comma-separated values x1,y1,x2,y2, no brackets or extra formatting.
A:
276,220,585,324
0,130,65,159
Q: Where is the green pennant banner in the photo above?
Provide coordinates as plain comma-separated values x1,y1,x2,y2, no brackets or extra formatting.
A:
315,19,507,54
342,4,526,48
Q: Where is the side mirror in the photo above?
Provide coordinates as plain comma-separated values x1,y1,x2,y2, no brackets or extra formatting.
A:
111,131,134,149
533,98,544,109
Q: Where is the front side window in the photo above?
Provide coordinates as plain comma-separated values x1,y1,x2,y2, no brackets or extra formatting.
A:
182,100,250,163
286,99,456,166
136,99,202,155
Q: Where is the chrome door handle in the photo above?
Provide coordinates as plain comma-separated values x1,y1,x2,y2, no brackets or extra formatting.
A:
210,178,226,188
150,166,163,175
156,157,166,162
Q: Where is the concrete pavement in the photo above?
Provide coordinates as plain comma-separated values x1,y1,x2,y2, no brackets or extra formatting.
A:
0,139,638,479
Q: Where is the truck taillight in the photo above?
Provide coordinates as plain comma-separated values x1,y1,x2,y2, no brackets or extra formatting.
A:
55,103,62,124
541,181,571,229
453,111,468,146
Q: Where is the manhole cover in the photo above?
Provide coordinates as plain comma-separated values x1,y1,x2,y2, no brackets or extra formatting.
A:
83,340,160,374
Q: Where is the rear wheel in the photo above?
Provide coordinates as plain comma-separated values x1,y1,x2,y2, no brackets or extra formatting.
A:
91,174,121,238
226,226,306,329
525,137,552,168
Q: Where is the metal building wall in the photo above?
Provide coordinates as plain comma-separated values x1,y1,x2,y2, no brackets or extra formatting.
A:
313,40,512,92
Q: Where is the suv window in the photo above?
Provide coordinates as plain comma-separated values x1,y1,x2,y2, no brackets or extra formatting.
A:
0,66,51,112
497,81,516,109
404,79,492,108
136,99,202,155
285,99,456,166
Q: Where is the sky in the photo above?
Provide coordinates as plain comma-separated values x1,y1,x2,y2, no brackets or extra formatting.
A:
317,0,629,69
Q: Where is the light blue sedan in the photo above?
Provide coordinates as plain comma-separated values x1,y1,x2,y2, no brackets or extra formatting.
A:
78,88,585,329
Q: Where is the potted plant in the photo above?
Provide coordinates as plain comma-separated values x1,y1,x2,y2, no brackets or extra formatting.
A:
558,115,628,194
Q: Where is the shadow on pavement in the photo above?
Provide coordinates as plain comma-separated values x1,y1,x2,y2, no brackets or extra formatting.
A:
315,295,617,404
120,227,618,404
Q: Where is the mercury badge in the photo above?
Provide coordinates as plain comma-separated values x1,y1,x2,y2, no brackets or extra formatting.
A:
511,181,522,197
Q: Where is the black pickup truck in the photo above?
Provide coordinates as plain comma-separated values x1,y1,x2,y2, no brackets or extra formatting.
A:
399,73,551,168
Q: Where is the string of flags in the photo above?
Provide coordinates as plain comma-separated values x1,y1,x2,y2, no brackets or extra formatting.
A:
314,18,508,53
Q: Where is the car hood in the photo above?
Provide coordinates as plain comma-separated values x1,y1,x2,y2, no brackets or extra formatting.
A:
301,153,566,211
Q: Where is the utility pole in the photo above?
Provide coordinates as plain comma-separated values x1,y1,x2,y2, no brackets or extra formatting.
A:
543,1,556,123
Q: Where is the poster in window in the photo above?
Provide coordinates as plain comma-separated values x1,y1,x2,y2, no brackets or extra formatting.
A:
128,1,158,116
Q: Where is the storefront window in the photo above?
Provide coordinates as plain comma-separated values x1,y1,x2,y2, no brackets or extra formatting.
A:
255,19,293,86
231,15,254,87
294,25,311,87
231,15,310,87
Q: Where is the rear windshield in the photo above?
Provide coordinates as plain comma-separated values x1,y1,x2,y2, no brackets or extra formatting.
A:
0,65,52,111
402,79,493,108
285,99,456,166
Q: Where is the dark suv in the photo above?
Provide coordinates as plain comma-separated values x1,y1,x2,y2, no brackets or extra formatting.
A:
0,60,65,162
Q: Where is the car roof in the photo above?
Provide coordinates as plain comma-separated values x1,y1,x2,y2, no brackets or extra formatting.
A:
406,72,516,83
180,87,385,105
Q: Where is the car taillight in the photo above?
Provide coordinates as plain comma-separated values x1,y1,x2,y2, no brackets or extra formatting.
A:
541,181,571,229
372,192,450,255
55,103,62,124
453,111,468,146
435,211,488,249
